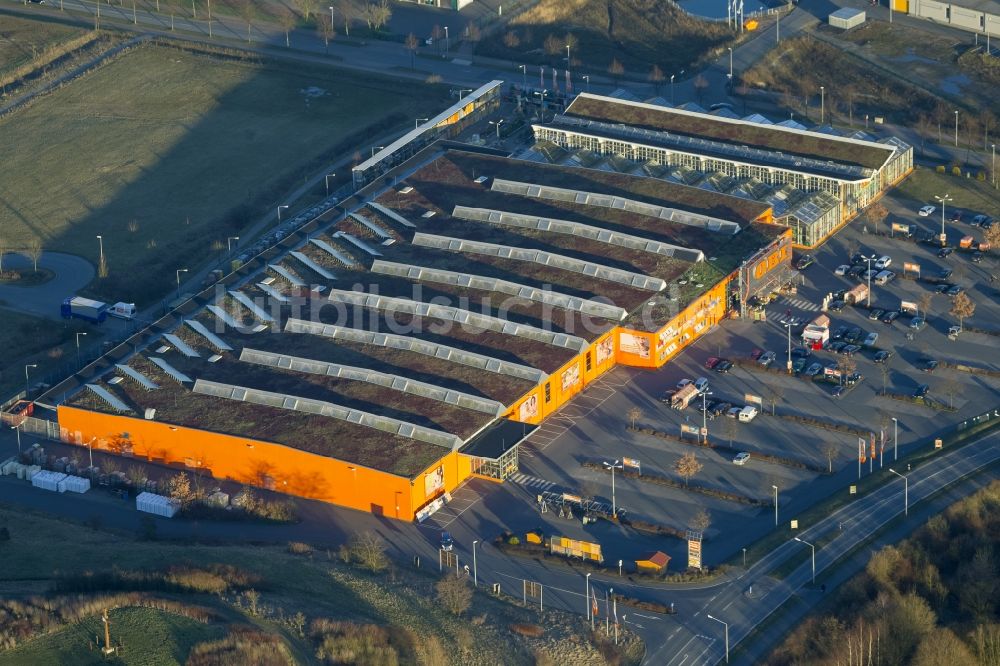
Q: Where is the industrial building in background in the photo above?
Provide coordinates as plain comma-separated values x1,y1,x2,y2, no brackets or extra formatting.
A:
48,143,791,523
531,93,913,247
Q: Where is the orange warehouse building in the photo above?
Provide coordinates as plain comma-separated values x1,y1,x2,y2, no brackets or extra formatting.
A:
51,147,791,521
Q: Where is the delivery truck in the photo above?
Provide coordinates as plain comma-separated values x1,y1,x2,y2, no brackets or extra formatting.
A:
60,296,109,324
108,302,136,319
801,314,830,347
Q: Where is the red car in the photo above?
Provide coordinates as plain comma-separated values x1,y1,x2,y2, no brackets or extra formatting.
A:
705,356,721,369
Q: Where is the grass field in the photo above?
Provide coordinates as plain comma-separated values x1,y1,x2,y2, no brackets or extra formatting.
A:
0,504,641,665
0,15,87,80
0,607,223,666
478,0,732,75
0,40,447,305
896,166,1000,220
0,310,90,399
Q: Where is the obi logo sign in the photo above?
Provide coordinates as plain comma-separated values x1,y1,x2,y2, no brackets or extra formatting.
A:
752,244,791,280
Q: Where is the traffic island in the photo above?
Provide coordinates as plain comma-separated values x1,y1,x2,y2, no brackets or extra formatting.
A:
584,460,773,506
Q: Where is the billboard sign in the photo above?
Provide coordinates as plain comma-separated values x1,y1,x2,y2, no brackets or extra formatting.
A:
424,465,445,498
622,457,641,473
744,393,762,406
687,538,703,570
550,536,604,563
681,424,700,436
903,262,921,276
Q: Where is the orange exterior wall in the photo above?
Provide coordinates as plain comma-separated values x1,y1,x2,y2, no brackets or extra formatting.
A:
56,405,467,521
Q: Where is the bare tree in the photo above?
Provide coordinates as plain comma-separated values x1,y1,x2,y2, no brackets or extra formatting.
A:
983,222,1000,250
674,452,703,486
627,406,642,430
865,202,890,236
338,0,353,36
841,84,858,127
838,355,857,386
26,238,43,272
167,472,194,507
430,24,443,52
349,531,388,572
822,442,840,473
405,32,419,69
608,58,625,86
435,573,472,615
465,24,481,53
918,292,934,319
292,0,317,22
317,13,335,53
724,416,737,447
764,381,784,415
503,30,520,49
236,0,255,43
364,0,391,32
879,360,892,396
648,64,665,95
689,508,711,532
278,7,297,47
942,378,961,409
949,292,976,330
916,115,936,156
543,34,562,57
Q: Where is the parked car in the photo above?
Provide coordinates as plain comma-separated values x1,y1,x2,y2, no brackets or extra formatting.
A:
791,347,812,359
715,360,734,373
918,205,936,216
842,344,862,356
881,311,900,324
971,251,983,263
792,357,807,373
677,378,692,389
828,300,846,312
733,452,751,465
829,341,848,353
795,254,815,270
705,356,721,369
868,309,885,321
874,255,892,270
874,270,896,285
727,406,744,418
845,372,863,385
913,384,930,398
832,385,846,398
694,377,710,393
440,531,454,552
938,247,954,258
845,326,863,343
919,358,939,373
938,267,953,279
832,325,848,340
863,332,879,347
659,389,677,403
972,214,991,226
758,350,776,366
805,362,823,377
750,349,764,360
835,264,850,276
738,406,758,422
945,285,964,296
874,350,893,363
712,402,732,417
936,283,955,294
847,265,866,278
909,317,926,331
951,211,963,222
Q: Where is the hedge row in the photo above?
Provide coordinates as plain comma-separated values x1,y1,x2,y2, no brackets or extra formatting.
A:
940,360,1000,377
881,392,958,412
762,410,869,438
626,426,827,474
583,461,770,507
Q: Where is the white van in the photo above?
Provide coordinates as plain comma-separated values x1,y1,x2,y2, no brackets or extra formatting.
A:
738,406,758,422
873,270,893,285
108,302,137,319
874,255,892,270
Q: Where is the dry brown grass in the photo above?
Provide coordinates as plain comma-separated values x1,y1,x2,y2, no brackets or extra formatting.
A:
480,0,732,73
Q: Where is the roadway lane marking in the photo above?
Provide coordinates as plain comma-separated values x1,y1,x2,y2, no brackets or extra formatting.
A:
631,612,661,620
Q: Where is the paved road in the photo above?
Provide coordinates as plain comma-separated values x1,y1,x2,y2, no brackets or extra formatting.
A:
0,251,94,319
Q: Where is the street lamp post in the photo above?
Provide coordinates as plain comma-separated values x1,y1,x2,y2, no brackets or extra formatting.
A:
444,26,449,55
175,268,189,297
458,88,473,100
87,436,96,469
742,547,747,567
794,537,816,584
892,417,898,461
784,321,793,374
954,110,959,147
583,75,590,93
277,204,290,221
325,173,337,196
371,146,385,158
76,332,87,367
11,424,21,455
706,615,729,663
992,144,996,188
727,47,733,86
935,194,952,245
603,459,623,517
227,236,240,252
585,572,592,620
415,118,428,129
519,64,527,90
96,235,104,269
701,390,713,444
864,254,877,306
670,74,675,103
820,86,826,125
772,484,779,526
489,119,505,139
24,364,37,396
888,468,908,515
472,540,478,586
565,44,570,66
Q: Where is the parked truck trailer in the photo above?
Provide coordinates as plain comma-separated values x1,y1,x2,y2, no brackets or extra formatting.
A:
61,296,108,324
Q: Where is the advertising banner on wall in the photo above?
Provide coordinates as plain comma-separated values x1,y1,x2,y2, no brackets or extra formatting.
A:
561,364,581,392
519,394,539,421
595,336,614,365
424,465,445,498
619,332,650,359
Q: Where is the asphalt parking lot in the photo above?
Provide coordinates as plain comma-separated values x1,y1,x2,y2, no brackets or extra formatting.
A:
498,191,1000,568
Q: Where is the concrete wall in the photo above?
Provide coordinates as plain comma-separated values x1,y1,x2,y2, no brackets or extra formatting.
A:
951,4,983,29
914,0,949,22
904,0,1000,38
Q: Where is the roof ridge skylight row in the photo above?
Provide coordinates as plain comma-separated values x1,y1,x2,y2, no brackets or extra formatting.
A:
370,259,628,321
412,232,667,292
